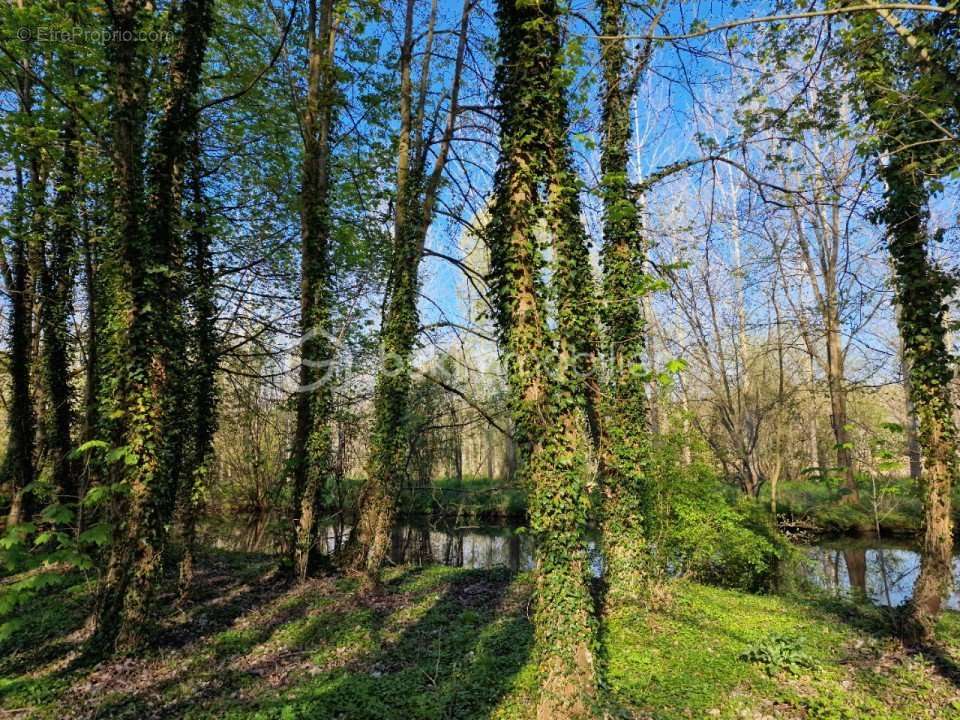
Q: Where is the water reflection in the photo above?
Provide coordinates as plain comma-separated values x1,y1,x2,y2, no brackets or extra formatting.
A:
205,515,538,573
352,523,535,573
204,515,959,609
205,512,281,553
801,541,960,609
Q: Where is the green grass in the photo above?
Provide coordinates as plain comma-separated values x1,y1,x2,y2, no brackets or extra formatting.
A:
315,475,528,521
607,583,960,719
768,475,960,535
399,475,527,520
3,551,960,719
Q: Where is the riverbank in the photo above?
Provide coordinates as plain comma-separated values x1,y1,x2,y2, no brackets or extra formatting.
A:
322,476,527,522
419,474,960,535
399,476,527,520
332,474,959,534
771,477,960,537
2,549,959,719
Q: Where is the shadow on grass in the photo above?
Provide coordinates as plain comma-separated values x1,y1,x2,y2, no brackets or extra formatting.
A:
237,566,534,720
806,592,960,690
27,560,534,720
0,549,288,714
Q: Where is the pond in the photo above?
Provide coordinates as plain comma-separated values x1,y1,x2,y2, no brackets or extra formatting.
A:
800,539,960,610
204,514,537,571
204,514,960,609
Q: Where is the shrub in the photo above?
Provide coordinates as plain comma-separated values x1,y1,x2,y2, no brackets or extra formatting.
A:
739,633,817,676
652,470,795,593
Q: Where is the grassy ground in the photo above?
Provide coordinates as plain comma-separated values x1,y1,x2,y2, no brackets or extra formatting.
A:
400,476,527,520
325,476,528,521
770,476,960,536
2,551,960,719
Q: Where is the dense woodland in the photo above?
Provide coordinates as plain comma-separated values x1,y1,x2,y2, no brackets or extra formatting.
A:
1,0,959,718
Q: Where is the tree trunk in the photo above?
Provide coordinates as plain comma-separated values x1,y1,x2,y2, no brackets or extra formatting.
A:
901,340,923,479
2,50,43,527
842,6,960,639
595,0,651,611
39,111,80,504
825,312,858,501
881,159,957,642
290,0,338,583
488,1,598,715
349,0,470,589
91,0,213,654
178,137,219,599
3,211,38,526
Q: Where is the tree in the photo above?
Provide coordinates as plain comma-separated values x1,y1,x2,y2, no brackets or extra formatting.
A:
487,0,599,715
91,0,213,652
349,0,471,591
289,0,338,583
0,27,43,526
177,136,219,598
843,5,959,639
38,44,82,507
595,0,656,609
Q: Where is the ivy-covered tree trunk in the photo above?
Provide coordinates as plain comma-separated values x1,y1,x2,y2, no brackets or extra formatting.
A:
350,211,423,590
488,1,597,716
2,53,43,527
844,6,960,642
3,189,38,527
349,0,469,591
39,111,80,504
881,160,957,640
89,0,150,651
91,0,213,653
347,0,421,590
178,140,219,599
595,0,652,609
290,0,337,583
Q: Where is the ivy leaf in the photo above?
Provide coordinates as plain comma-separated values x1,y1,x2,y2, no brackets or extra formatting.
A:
78,523,112,547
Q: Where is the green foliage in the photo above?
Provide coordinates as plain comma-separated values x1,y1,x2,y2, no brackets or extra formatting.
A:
770,472,960,536
401,475,527,520
739,634,817,677
5,550,960,719
0,504,103,643
654,469,792,593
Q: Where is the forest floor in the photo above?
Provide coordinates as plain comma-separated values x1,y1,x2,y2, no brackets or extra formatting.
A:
2,550,960,719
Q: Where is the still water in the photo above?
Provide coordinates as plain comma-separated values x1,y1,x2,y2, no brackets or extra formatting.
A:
800,541,960,610
205,515,959,609
204,515,537,571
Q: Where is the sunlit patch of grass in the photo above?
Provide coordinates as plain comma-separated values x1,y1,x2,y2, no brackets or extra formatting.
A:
606,581,960,720
5,550,960,720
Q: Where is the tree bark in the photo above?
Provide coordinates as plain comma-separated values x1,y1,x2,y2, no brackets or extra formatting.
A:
844,6,959,640
881,160,957,641
290,0,338,583
2,46,43,527
178,137,219,599
91,0,213,653
595,0,652,611
39,109,80,504
349,0,470,590
487,1,598,715
825,310,858,500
